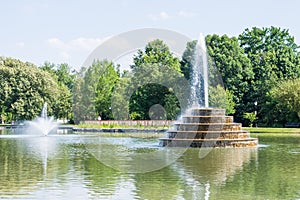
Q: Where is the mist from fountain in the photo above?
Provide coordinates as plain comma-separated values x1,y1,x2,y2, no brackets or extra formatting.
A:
26,103,58,136
190,33,209,108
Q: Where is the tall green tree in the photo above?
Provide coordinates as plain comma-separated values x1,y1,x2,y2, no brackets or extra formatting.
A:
72,68,86,124
0,57,62,122
72,60,119,123
267,79,300,125
205,34,254,121
94,61,119,119
130,39,184,120
40,62,74,121
239,26,300,125
180,40,197,81
208,85,235,115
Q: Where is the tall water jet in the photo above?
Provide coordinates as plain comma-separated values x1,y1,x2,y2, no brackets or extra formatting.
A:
190,33,209,107
41,102,48,119
26,102,58,136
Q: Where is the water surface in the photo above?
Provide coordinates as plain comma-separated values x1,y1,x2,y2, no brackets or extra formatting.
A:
0,130,299,199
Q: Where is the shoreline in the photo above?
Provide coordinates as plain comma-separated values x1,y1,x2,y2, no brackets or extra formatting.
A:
72,127,167,133
2,124,300,134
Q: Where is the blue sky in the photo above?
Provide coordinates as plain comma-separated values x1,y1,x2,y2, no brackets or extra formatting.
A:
1,0,300,69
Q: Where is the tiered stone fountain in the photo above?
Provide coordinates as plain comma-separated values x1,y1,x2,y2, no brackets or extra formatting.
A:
159,107,258,148
159,33,258,148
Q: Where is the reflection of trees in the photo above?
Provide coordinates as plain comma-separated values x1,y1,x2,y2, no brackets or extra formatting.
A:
0,137,78,196
0,139,44,194
134,167,183,200
82,154,121,196
214,142,300,199
131,148,257,200
172,148,257,199
176,148,257,184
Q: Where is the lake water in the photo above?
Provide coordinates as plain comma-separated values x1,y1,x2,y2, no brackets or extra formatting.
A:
0,129,299,199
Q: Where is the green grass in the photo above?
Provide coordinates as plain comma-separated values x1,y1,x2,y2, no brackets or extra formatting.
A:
75,123,170,130
244,127,300,134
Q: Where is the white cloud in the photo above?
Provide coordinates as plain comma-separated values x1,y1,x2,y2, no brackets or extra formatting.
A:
22,3,49,15
70,37,105,51
148,10,197,21
61,51,71,60
148,11,172,21
16,42,25,48
47,38,65,49
177,10,197,18
47,36,109,61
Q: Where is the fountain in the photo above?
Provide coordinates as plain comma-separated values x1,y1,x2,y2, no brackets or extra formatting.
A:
26,102,58,136
159,34,258,148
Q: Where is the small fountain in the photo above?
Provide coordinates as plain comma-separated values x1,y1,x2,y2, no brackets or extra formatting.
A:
159,34,258,148
26,103,58,136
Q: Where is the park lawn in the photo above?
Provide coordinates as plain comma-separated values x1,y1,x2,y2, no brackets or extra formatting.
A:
244,127,300,134
75,123,170,130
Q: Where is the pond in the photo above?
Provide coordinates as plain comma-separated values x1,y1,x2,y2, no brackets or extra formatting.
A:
0,129,299,199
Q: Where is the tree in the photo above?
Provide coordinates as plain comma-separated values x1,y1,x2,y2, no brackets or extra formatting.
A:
208,85,235,115
111,77,131,120
133,40,181,72
267,79,300,124
244,112,257,127
94,61,119,119
180,40,197,80
72,60,119,123
205,34,254,122
40,62,75,91
72,68,86,124
239,27,300,125
40,62,74,121
0,57,62,122
130,40,184,120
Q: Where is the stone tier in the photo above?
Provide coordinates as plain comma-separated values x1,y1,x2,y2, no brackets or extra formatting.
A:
159,138,258,148
167,131,250,139
173,123,242,132
190,108,225,116
159,108,258,148
182,116,233,123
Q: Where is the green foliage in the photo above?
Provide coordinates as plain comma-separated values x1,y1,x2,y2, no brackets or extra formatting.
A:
267,79,300,125
129,39,183,120
111,77,131,120
95,61,119,119
3,26,300,127
239,26,300,125
206,34,253,121
244,112,257,127
133,39,181,73
72,60,119,123
180,40,197,80
208,85,235,115
40,62,74,120
0,57,66,122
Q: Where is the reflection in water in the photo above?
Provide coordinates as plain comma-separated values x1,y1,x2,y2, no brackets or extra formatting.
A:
0,132,299,199
177,148,257,199
178,148,258,184
133,147,257,200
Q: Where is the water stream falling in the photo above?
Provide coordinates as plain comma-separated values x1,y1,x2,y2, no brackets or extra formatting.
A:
190,33,209,108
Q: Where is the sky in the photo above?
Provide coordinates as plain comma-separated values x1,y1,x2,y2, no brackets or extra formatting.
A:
1,0,300,70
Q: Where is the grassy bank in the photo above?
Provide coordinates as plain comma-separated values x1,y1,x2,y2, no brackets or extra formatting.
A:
76,124,300,133
244,127,300,134
75,123,170,130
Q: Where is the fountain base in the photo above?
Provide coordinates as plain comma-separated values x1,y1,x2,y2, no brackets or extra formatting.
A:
159,108,258,148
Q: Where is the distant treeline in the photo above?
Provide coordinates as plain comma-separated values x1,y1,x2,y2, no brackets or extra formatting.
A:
1,26,300,127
